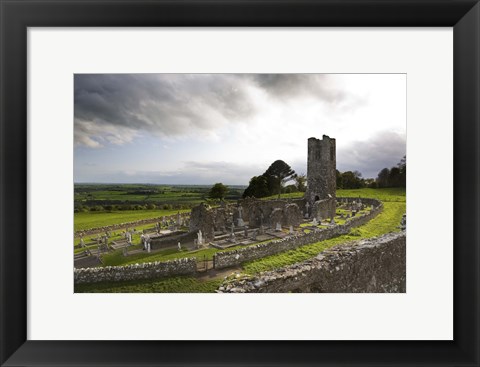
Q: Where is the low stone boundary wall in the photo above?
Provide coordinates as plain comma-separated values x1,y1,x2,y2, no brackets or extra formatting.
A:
214,198,383,269
74,257,196,284
218,231,406,293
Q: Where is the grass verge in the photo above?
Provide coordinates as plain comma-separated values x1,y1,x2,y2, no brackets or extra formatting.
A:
74,276,222,293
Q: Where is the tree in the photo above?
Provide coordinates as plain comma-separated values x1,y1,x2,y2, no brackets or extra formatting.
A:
209,183,229,200
388,167,401,187
336,169,343,189
397,155,406,187
294,173,307,192
243,160,296,198
377,168,390,188
243,175,270,198
264,160,296,198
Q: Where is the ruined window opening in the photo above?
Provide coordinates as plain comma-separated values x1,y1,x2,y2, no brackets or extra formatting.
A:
315,195,320,202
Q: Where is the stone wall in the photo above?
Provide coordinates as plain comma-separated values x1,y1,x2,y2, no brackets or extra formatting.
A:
74,257,196,284
214,198,383,269
188,198,307,238
218,231,406,293
150,231,196,250
312,198,336,221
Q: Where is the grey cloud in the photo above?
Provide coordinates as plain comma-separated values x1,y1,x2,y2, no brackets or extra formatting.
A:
74,74,361,148
74,74,256,147
337,131,406,178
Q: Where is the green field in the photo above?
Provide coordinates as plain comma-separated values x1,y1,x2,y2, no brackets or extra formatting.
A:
75,187,406,293
74,208,190,232
75,183,244,208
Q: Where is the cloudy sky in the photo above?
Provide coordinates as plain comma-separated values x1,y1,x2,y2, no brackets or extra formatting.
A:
74,74,406,185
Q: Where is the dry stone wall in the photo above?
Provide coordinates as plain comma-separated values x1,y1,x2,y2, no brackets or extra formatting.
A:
74,258,196,284
218,231,406,293
214,198,383,269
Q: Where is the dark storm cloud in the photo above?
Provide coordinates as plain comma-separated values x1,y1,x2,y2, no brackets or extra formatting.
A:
337,131,406,178
74,74,256,147
74,74,356,148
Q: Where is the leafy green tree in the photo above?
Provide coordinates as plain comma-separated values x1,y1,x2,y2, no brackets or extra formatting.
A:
341,170,364,189
209,183,229,200
264,160,296,198
388,167,402,187
398,155,406,187
294,173,307,192
243,160,296,198
283,184,298,194
377,168,390,188
336,169,343,189
243,175,270,198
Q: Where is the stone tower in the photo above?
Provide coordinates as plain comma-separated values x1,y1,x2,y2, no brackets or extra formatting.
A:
305,135,336,220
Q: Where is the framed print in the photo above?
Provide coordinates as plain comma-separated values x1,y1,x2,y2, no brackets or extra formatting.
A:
1,0,479,366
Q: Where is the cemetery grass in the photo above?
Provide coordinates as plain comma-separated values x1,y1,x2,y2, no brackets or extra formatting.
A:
101,239,275,266
74,275,222,293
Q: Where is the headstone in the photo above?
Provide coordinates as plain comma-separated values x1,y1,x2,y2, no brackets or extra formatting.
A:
244,226,248,238
259,224,265,235
144,234,150,251
275,222,282,231
80,238,85,248
289,225,294,234
251,229,258,241
312,218,318,226
197,230,203,245
178,242,182,251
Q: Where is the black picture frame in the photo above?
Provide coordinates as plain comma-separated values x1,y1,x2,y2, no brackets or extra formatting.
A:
1,1,479,366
